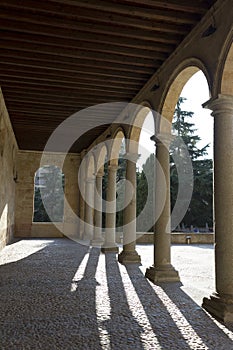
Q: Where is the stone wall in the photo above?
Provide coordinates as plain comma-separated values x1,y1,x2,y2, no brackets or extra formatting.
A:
135,232,214,244
15,151,80,239
0,90,18,250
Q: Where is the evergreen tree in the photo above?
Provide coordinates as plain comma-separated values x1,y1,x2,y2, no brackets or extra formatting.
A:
102,141,126,229
172,97,209,160
170,97,213,229
136,153,155,232
33,166,65,222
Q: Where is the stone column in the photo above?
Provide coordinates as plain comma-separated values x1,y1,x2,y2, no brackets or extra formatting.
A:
91,170,104,246
145,134,179,282
118,154,141,263
101,164,119,253
79,153,86,239
202,94,233,322
84,177,95,241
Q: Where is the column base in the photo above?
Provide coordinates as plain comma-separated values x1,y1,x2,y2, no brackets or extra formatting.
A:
202,293,233,323
145,264,180,283
91,238,104,247
101,242,119,253
83,232,93,241
118,250,141,264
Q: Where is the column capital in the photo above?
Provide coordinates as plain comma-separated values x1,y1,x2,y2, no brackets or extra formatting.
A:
203,94,233,115
108,164,118,172
96,170,104,178
150,133,175,147
124,152,139,162
86,176,95,184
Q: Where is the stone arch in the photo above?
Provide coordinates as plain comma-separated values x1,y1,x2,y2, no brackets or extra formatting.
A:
107,129,126,166
128,102,154,154
219,30,233,95
94,144,107,175
160,60,211,131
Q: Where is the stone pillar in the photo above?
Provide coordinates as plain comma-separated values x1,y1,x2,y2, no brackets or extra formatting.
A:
118,154,141,263
91,170,104,246
145,134,179,282
101,164,119,253
84,177,95,240
202,94,233,322
79,153,86,239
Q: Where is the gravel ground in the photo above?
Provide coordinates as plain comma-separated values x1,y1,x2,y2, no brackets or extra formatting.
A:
0,238,233,350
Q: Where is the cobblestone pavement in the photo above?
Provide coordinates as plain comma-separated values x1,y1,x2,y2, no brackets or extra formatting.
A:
0,239,233,350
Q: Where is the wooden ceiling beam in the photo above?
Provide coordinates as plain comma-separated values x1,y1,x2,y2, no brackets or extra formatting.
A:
0,65,146,85
0,17,179,51
4,93,130,104
0,39,158,67
0,32,169,60
0,49,156,74
7,100,126,112
46,0,201,24
109,0,209,14
12,116,120,125
0,74,140,92
0,59,152,81
6,100,94,109
0,8,184,41
2,83,134,98
2,90,132,103
0,1,198,26
8,108,77,117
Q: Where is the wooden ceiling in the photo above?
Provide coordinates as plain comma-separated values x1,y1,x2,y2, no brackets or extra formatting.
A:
0,0,217,152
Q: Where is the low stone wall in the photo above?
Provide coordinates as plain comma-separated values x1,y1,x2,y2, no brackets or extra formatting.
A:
171,232,214,244
116,232,214,244
31,223,64,238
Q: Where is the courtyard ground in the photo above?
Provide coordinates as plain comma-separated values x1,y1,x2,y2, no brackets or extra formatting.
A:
0,239,232,349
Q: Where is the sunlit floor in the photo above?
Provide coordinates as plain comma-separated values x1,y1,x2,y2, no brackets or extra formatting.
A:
0,239,232,350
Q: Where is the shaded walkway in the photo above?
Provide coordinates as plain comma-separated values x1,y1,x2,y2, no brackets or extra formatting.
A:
0,239,233,349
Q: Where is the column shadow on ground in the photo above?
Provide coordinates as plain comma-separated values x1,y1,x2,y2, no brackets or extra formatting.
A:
104,252,145,350
0,238,102,349
1,238,232,350
125,263,233,350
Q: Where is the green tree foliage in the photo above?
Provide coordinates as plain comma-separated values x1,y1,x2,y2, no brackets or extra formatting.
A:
33,165,65,222
102,140,126,229
136,153,155,232
170,97,213,228
172,97,209,159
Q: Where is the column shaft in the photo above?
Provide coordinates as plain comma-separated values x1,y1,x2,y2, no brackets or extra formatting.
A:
118,157,141,263
145,134,179,282
202,95,233,322
101,165,118,252
84,178,94,240
154,141,171,266
91,173,104,245
79,158,86,239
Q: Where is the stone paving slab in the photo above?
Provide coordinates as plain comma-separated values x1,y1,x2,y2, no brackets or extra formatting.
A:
0,239,233,350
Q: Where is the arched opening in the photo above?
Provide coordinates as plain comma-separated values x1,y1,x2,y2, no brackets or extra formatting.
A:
129,106,155,233
100,129,126,251
167,69,213,233
104,130,126,233
33,165,65,223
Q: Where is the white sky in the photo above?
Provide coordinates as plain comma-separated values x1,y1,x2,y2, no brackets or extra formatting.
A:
137,70,213,168
181,71,213,159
